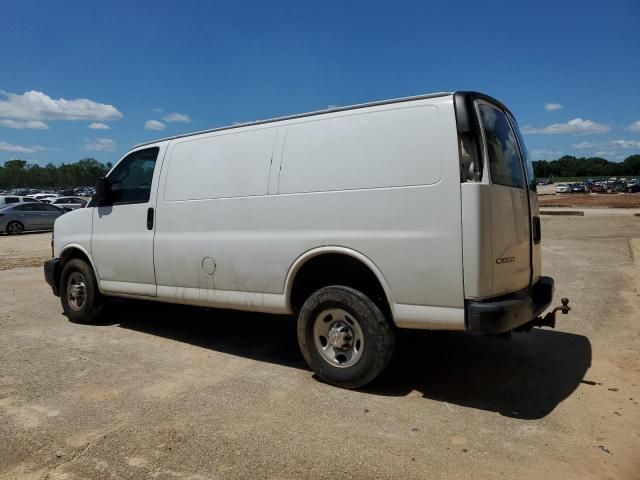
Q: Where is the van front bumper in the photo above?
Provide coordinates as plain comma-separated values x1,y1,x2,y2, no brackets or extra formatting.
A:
466,276,554,334
44,258,61,297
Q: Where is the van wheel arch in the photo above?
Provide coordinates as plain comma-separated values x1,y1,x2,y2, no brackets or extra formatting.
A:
288,251,393,321
56,248,96,292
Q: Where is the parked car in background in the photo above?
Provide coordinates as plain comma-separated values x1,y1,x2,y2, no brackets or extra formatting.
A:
589,184,606,193
50,196,88,210
26,193,61,202
0,195,42,206
537,178,552,186
626,179,640,193
570,183,588,193
0,202,66,234
555,184,571,193
606,179,625,192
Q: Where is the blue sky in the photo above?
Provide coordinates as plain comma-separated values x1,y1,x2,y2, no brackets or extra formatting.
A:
1,0,639,165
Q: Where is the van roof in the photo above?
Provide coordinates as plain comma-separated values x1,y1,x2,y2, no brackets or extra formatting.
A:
133,91,455,149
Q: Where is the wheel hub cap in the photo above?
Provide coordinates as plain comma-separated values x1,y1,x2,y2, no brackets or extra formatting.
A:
327,322,353,350
67,272,86,311
312,308,364,368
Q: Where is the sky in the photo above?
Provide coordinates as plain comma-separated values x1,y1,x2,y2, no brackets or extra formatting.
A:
1,0,639,166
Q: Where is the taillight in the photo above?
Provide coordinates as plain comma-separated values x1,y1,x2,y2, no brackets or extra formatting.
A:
458,133,482,182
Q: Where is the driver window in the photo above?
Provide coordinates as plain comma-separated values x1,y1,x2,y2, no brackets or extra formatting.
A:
108,147,159,204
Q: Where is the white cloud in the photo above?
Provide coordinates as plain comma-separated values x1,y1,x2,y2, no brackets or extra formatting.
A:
609,139,640,149
530,149,563,159
89,122,110,130
83,137,116,152
522,118,610,135
627,120,640,133
573,139,640,150
0,141,45,153
0,119,49,129
572,141,595,149
592,150,626,161
144,120,166,131
544,103,563,112
0,90,122,122
163,112,191,123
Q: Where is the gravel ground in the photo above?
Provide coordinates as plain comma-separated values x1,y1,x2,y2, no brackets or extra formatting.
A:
1,216,639,479
0,232,51,270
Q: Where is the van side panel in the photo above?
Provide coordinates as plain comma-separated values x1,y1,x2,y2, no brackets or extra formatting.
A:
164,127,278,201
278,106,441,193
153,96,465,328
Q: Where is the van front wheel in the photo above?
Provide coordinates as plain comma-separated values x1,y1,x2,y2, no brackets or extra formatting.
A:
60,258,104,324
297,286,395,389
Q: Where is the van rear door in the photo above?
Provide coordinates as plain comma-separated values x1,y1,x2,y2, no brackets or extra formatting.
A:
476,102,532,296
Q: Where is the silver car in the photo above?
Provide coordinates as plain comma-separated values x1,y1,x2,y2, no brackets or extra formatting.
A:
0,195,42,206
0,202,66,234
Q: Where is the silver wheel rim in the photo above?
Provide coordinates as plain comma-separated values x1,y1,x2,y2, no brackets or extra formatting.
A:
67,272,86,311
313,308,364,368
8,222,21,234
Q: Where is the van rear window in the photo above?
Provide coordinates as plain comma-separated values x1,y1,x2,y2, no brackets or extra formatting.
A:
478,104,525,188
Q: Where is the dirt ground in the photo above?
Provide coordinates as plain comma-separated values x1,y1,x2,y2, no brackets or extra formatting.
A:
0,232,51,270
539,193,640,208
1,215,639,479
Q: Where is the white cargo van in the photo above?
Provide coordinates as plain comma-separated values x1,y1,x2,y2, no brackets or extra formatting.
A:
45,91,569,388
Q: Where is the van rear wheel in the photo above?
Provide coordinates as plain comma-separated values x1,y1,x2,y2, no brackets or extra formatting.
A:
60,258,104,324
297,286,395,389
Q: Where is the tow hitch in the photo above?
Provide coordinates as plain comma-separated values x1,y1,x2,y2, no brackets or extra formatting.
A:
516,298,571,332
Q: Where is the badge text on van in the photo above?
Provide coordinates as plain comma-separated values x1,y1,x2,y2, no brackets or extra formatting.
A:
495,256,515,264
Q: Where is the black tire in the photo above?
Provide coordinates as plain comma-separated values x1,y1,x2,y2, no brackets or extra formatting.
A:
6,221,24,235
297,285,395,389
60,258,104,324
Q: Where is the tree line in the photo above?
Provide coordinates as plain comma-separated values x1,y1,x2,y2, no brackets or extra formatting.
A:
533,155,640,179
2,154,640,189
0,159,112,189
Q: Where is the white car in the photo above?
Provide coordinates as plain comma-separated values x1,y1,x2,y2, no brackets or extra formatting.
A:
50,196,87,210
26,193,60,202
555,184,571,193
45,91,567,388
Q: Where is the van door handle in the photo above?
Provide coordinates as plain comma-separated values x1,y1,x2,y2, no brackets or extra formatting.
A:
146,207,154,230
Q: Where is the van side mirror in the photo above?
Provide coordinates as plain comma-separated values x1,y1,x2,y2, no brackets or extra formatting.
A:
94,177,112,205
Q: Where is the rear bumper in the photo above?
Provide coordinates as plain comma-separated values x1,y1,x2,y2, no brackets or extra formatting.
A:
466,276,554,334
44,258,61,297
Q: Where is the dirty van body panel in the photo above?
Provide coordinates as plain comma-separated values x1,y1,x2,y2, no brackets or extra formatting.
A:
455,91,552,333
152,96,466,329
456,92,533,299
488,184,531,295
90,145,165,297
